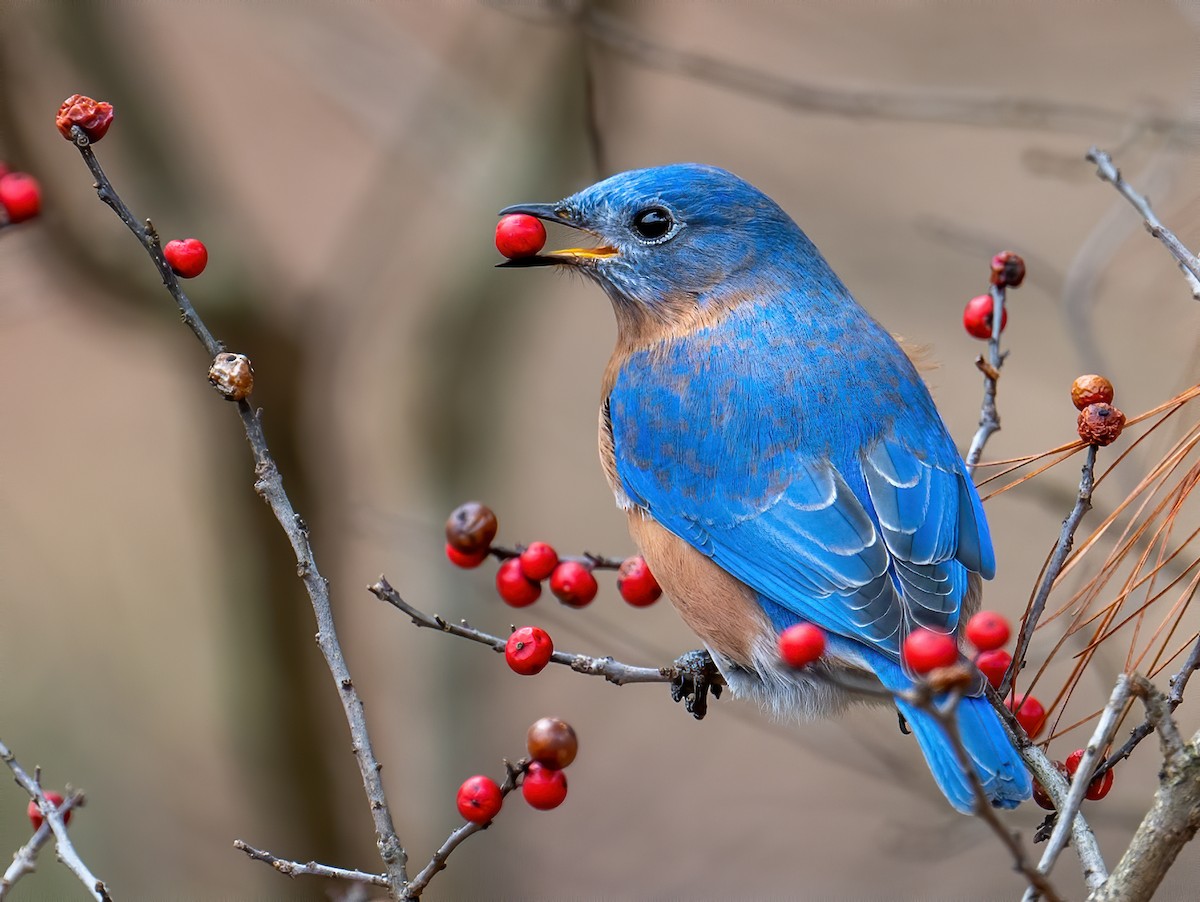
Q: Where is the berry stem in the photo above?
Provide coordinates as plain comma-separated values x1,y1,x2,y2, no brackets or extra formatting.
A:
964,282,1008,475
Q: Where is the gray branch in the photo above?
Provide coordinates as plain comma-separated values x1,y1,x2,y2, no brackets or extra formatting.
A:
232,841,388,887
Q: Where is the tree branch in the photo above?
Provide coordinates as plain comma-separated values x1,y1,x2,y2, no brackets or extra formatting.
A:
0,740,108,901
1086,147,1200,300
232,841,388,887
67,127,408,897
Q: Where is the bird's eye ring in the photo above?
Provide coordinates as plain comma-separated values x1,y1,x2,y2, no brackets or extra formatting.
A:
631,206,676,243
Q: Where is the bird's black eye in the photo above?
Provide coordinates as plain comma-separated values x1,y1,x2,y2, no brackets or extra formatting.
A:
631,206,674,242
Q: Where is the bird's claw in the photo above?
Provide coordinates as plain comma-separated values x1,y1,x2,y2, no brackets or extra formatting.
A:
669,649,723,720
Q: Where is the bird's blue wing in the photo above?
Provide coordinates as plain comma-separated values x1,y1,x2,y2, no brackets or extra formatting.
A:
608,298,993,663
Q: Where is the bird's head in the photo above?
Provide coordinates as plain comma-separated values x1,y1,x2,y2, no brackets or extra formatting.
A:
499,164,810,328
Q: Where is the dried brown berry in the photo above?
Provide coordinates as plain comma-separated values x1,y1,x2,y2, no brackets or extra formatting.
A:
1077,403,1126,447
445,502,498,555
1070,374,1114,411
208,352,254,401
990,251,1026,288
56,94,114,143
526,717,578,770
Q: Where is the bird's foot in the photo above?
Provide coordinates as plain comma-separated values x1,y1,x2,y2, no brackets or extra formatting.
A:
669,649,724,720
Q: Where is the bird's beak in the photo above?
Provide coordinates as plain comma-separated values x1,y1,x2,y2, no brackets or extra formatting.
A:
496,203,618,268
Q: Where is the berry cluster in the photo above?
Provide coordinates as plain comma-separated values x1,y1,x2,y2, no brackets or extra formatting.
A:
962,251,1024,340
455,717,578,823
444,502,663,609
0,164,41,226
1033,746,1116,810
1071,374,1125,447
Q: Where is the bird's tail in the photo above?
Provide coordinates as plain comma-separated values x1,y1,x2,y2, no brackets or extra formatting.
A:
874,657,1032,813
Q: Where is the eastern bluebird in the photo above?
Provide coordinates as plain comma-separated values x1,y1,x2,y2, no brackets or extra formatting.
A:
500,164,1031,813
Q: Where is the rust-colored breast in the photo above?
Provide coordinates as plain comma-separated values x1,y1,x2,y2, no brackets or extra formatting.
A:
626,511,771,669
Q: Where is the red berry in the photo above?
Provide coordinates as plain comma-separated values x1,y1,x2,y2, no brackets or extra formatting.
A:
616,556,662,607
521,762,568,810
1033,761,1069,811
456,775,503,824
1007,693,1047,738
0,173,41,224
446,542,488,569
495,214,546,259
163,238,208,278
1085,765,1115,800
505,626,553,675
27,792,70,831
975,648,1012,689
1064,749,1115,800
902,628,958,675
519,542,559,582
1070,375,1114,410
990,251,1026,288
549,561,598,608
965,610,1011,652
55,94,114,142
777,623,826,668
962,294,1007,340
526,717,578,770
496,558,541,607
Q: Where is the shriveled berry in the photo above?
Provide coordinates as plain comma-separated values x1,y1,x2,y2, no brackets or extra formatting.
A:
777,623,826,668
526,717,578,770
163,238,208,278
208,352,254,401
446,543,488,569
1033,761,1069,811
496,558,541,607
962,294,1007,340
27,792,70,831
56,94,114,142
1077,403,1126,446
445,502,498,555
495,214,546,259
617,556,662,607
505,626,553,675
549,561,598,608
1007,693,1047,738
990,251,1026,288
0,173,41,223
521,762,568,810
975,648,1012,689
519,542,559,582
456,775,503,824
902,628,958,675
965,610,1010,652
1070,374,1114,410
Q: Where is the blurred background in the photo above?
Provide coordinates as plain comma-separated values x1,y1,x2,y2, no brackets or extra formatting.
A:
2,1,1200,898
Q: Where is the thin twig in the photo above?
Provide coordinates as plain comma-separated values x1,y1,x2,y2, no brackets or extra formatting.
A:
1023,676,1128,901
405,759,527,898
68,128,408,896
1003,445,1099,697
369,576,688,686
0,740,108,901
232,841,388,887
965,283,1008,475
1086,148,1200,300
0,794,85,900
1099,634,1200,774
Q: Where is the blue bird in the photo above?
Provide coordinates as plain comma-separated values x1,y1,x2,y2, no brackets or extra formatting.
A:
499,164,1031,813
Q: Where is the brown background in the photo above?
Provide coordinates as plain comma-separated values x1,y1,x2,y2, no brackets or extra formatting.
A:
2,2,1200,899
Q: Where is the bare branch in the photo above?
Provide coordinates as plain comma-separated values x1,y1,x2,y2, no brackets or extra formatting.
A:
67,128,407,897
232,841,388,887
369,576,692,686
1086,147,1200,300
1003,445,1098,697
0,739,108,901
0,791,85,900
